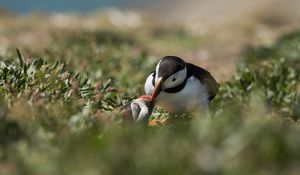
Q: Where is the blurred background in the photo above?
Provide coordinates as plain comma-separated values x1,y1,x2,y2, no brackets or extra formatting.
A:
0,0,300,80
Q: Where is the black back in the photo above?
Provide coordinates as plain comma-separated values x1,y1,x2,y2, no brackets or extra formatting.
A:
186,63,219,101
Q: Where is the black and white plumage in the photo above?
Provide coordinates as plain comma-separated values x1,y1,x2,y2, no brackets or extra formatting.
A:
122,95,155,123
145,56,219,113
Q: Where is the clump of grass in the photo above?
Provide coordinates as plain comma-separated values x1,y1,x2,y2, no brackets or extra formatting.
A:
0,49,125,147
243,30,300,65
44,29,154,97
212,58,300,120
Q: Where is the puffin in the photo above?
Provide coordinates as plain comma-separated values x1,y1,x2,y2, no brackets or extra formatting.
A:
145,56,219,113
121,95,155,123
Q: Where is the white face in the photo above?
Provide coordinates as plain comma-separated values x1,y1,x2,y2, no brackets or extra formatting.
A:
163,68,187,89
154,59,187,90
154,60,162,84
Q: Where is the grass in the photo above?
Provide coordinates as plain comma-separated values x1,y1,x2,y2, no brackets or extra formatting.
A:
243,30,300,65
1,17,300,175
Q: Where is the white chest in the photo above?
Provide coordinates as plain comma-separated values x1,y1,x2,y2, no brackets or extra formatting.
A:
156,76,209,113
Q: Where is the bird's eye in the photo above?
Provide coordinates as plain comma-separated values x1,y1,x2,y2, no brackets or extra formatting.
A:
172,78,176,81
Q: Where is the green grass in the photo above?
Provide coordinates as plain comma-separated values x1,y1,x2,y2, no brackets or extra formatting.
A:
243,30,300,65
1,24,300,175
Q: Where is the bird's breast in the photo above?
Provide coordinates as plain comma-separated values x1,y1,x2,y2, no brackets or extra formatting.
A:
157,76,209,113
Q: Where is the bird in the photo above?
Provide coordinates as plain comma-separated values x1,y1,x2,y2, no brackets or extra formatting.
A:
144,56,219,113
121,95,155,124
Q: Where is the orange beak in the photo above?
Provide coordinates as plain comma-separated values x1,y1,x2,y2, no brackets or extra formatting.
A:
150,78,162,101
139,95,152,101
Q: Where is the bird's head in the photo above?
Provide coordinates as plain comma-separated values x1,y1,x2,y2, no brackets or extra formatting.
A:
151,56,187,101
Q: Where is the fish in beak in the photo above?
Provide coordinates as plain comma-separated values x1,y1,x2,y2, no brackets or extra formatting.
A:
122,95,155,124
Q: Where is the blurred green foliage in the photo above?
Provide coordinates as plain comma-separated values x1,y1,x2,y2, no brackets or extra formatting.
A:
1,27,300,175
243,30,300,65
148,26,202,50
213,58,300,120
